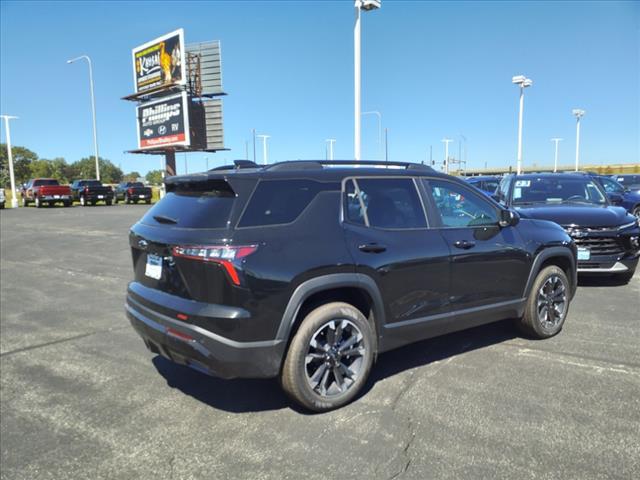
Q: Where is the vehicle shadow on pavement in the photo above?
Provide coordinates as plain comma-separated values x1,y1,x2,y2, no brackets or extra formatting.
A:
577,276,631,287
151,319,518,414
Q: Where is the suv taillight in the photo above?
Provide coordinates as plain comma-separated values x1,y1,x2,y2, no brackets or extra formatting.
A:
128,188,133,194
172,245,258,285
84,186,89,193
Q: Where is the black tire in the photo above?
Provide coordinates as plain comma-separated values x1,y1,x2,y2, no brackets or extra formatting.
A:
516,265,570,339
145,199,151,204
80,195,87,207
64,201,72,207
106,200,112,206
22,197,29,207
125,194,131,204
280,302,375,412
615,269,635,284
35,196,42,208
113,196,118,204
632,205,640,220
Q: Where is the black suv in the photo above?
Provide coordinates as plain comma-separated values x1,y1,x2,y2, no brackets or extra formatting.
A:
494,173,640,282
126,160,578,411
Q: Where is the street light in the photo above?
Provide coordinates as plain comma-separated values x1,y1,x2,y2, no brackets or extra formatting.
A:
572,109,585,172
442,138,453,174
512,74,533,175
326,139,336,160
1,115,19,208
67,55,100,180
551,138,563,172
257,134,270,164
354,0,381,160
362,110,382,159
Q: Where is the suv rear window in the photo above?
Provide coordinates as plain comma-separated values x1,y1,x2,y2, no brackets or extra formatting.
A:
142,180,234,229
34,179,59,186
238,179,332,227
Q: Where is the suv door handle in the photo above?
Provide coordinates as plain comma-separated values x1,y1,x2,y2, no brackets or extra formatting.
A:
453,240,476,250
358,243,387,253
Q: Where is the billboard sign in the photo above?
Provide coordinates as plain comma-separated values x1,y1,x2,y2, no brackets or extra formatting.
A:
132,29,185,94
137,92,190,149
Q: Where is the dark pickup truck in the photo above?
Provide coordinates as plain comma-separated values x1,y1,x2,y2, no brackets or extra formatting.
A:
21,178,72,207
70,179,114,206
114,182,152,204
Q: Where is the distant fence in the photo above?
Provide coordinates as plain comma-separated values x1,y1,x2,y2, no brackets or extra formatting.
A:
459,163,640,176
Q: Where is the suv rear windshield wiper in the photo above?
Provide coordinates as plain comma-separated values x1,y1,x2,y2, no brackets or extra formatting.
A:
153,215,178,224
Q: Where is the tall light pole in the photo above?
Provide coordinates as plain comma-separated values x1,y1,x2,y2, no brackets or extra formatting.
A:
572,109,585,172
551,138,563,172
354,0,381,161
512,75,533,174
326,139,336,160
257,134,270,164
442,138,453,174
362,110,382,159
1,115,19,208
252,129,257,163
67,55,100,180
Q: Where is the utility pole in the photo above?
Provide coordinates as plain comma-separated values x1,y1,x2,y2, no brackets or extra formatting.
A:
572,109,585,172
252,129,256,163
257,134,270,164
512,75,533,174
326,139,336,160
551,138,562,172
384,128,388,162
1,115,19,208
442,138,453,174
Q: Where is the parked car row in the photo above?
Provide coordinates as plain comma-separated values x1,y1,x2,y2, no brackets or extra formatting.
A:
11,179,155,208
125,159,640,412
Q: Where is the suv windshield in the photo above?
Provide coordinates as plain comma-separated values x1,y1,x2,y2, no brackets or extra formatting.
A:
512,176,606,205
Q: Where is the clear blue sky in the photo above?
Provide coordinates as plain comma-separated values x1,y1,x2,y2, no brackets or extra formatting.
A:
1,0,638,175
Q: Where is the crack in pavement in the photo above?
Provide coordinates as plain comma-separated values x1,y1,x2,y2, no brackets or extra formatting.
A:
0,326,130,358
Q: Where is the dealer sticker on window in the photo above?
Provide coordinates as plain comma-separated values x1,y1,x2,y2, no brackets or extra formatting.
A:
145,254,163,280
577,247,590,261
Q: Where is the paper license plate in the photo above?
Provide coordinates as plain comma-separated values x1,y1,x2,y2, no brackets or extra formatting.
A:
98,195,104,199
145,254,163,280
139,195,146,198
577,247,590,261
54,195,60,199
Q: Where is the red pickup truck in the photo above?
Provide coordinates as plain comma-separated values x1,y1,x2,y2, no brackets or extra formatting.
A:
21,178,73,208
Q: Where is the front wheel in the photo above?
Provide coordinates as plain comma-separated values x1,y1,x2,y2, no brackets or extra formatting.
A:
632,206,640,220
280,302,375,412
516,265,571,339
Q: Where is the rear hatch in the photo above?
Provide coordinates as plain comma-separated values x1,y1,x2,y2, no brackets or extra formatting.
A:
129,174,257,304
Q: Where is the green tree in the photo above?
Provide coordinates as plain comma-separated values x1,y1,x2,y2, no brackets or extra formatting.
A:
145,169,163,185
68,157,123,184
0,144,38,186
124,171,142,182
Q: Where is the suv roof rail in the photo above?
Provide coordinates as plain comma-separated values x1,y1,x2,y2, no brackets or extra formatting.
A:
210,160,259,171
265,160,435,172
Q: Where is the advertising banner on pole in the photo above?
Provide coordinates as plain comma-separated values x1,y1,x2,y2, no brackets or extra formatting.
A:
132,29,186,94
136,92,190,149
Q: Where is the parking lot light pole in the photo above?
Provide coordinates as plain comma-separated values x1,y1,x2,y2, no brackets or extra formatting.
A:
354,0,380,161
1,115,19,208
551,138,563,172
442,138,452,174
362,110,382,159
512,75,533,175
326,139,336,160
67,55,100,180
572,109,585,172
257,134,270,164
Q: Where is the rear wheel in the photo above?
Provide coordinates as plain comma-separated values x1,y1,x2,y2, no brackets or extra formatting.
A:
80,195,87,207
145,199,151,204
113,196,118,204
281,302,375,412
125,194,131,204
106,200,112,206
64,200,72,207
516,265,570,339
22,197,29,207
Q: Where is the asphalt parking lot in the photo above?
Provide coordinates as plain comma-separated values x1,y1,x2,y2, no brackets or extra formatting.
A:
1,205,639,480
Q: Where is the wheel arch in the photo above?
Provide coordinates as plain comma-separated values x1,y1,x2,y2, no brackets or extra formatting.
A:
523,247,577,299
275,274,386,350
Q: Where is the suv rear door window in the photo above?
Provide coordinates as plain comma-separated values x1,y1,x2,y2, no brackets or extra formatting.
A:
346,178,427,229
239,179,331,227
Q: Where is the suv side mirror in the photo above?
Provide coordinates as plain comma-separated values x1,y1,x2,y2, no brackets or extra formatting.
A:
499,209,519,228
608,192,624,205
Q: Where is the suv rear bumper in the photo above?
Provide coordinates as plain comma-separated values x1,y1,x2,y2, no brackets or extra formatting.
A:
126,284,285,379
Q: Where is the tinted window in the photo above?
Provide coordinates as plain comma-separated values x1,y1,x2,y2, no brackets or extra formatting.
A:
483,180,500,193
512,176,606,205
130,182,144,187
33,179,59,186
239,179,332,227
348,178,427,229
142,185,234,229
427,179,498,227
345,180,365,225
495,177,511,205
599,177,624,194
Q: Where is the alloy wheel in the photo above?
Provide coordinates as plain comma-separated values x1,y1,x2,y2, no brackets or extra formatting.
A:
536,275,567,329
305,319,365,398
